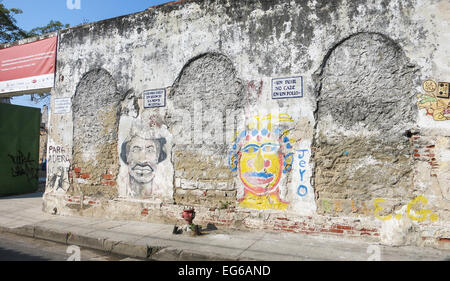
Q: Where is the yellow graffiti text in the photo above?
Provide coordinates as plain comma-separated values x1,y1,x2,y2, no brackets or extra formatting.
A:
373,196,439,222
373,199,393,221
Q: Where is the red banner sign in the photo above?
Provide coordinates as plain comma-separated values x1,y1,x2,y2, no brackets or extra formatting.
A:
0,36,57,95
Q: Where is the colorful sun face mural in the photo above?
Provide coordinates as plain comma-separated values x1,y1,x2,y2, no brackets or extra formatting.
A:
417,80,450,121
229,114,296,210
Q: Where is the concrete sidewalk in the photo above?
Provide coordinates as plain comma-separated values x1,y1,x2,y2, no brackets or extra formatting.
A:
0,193,449,261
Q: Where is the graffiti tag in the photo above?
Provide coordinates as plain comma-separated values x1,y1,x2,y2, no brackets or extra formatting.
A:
8,151,38,182
373,196,438,222
297,149,309,197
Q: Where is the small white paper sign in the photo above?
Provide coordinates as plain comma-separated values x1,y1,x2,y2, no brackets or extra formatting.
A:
54,98,72,114
143,89,166,108
272,76,303,99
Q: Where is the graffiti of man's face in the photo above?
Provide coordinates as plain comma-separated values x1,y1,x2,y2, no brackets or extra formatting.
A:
126,136,160,184
238,136,283,196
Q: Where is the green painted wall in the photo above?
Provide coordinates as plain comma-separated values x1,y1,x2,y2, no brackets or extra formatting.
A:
0,103,41,196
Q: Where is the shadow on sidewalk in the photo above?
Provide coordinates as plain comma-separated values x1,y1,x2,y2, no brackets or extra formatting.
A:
0,192,44,200
0,246,51,261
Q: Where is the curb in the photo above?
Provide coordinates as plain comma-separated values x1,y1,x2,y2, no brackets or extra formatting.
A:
0,225,242,261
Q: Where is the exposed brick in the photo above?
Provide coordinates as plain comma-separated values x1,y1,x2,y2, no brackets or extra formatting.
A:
329,229,344,234
359,228,377,232
103,174,113,180
101,180,116,186
336,225,353,230
80,173,90,179
74,168,82,173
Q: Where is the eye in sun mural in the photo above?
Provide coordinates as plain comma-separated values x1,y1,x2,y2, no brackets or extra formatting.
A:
417,80,450,121
229,114,296,211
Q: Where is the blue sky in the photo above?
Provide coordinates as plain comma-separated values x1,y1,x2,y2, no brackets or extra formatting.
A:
3,0,172,110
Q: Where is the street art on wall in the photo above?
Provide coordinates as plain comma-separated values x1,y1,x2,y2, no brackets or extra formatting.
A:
8,151,38,183
374,196,439,222
229,114,296,210
120,124,168,199
48,166,70,192
417,80,450,121
296,149,310,198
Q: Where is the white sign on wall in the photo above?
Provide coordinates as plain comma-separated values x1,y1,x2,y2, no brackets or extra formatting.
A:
54,98,72,114
272,76,303,99
143,89,166,108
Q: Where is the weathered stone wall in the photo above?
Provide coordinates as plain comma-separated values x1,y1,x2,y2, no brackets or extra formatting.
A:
42,0,450,248
71,69,123,198
170,53,244,207
314,32,418,215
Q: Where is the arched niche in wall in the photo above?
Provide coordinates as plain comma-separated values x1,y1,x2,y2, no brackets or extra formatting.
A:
71,68,122,198
313,32,418,215
169,53,245,207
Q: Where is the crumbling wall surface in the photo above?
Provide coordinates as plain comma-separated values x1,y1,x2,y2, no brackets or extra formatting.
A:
170,53,244,207
71,69,122,198
43,0,450,248
313,32,418,215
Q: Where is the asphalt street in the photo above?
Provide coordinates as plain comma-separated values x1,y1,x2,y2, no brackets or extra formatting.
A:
0,231,144,261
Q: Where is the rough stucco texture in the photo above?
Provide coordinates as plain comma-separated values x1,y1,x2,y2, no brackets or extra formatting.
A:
314,33,418,214
170,53,244,207
72,69,122,198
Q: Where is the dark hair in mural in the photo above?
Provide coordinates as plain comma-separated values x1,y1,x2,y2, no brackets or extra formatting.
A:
120,137,167,164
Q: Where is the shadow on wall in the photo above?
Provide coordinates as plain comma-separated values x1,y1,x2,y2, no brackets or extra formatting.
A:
312,32,419,215
169,52,245,207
